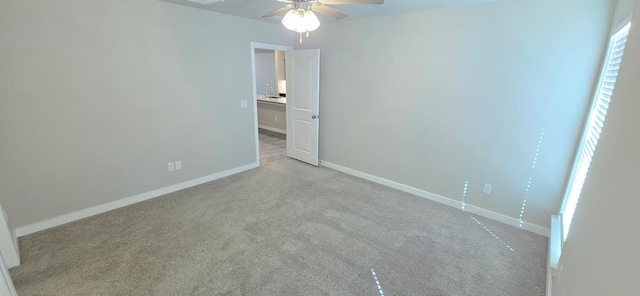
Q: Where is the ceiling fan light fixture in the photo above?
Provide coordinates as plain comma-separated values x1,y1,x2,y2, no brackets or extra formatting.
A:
302,10,320,31
281,9,320,33
281,9,302,31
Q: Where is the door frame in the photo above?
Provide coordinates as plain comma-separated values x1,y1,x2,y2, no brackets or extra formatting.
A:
0,254,17,296
250,42,293,165
0,202,19,269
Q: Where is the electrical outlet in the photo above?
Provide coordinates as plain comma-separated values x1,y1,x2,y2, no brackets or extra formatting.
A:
240,100,248,109
175,161,182,170
483,183,492,194
168,162,175,172
275,116,278,122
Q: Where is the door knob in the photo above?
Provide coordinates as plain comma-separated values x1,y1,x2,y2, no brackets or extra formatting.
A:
312,115,318,119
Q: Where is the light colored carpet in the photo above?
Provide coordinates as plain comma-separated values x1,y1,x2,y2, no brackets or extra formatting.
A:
9,158,547,295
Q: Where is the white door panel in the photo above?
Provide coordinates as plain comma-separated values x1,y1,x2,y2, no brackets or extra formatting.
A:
286,49,320,166
293,119,312,152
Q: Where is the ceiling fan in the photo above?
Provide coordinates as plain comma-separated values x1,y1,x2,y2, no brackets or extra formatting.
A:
262,0,384,43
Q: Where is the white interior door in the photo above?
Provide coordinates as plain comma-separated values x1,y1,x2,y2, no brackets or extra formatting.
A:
286,49,320,166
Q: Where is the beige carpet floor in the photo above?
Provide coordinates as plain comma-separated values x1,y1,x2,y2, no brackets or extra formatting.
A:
9,158,547,295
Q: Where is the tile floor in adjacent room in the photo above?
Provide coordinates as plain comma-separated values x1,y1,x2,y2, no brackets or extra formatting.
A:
259,128,286,165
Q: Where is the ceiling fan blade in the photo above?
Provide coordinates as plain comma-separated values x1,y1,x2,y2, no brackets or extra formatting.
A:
261,5,292,18
311,5,348,19
319,0,384,4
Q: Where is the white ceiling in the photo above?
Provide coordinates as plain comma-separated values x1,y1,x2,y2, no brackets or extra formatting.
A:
158,0,501,24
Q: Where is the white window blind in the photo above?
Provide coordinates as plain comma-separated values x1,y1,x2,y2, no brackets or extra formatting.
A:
560,22,631,241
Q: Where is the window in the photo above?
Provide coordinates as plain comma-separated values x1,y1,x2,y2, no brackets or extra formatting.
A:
559,22,631,241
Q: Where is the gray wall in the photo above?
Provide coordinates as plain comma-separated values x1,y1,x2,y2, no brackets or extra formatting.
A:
0,0,290,229
298,0,614,228
552,1,640,294
255,51,277,96
613,0,635,24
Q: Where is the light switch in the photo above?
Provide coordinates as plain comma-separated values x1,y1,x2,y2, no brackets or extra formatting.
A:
175,161,182,170
240,100,248,109
168,162,175,172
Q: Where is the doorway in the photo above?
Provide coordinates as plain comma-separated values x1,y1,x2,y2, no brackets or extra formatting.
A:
251,43,321,167
251,43,292,165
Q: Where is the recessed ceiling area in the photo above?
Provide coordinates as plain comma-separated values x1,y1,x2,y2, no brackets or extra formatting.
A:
158,0,502,24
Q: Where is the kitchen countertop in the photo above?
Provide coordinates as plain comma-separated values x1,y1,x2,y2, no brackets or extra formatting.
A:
257,95,286,105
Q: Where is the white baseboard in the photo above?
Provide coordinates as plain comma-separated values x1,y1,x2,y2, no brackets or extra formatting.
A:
15,162,259,238
258,125,286,134
319,160,550,237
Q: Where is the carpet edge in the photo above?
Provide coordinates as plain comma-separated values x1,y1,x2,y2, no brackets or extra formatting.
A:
14,162,260,239
319,160,550,237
